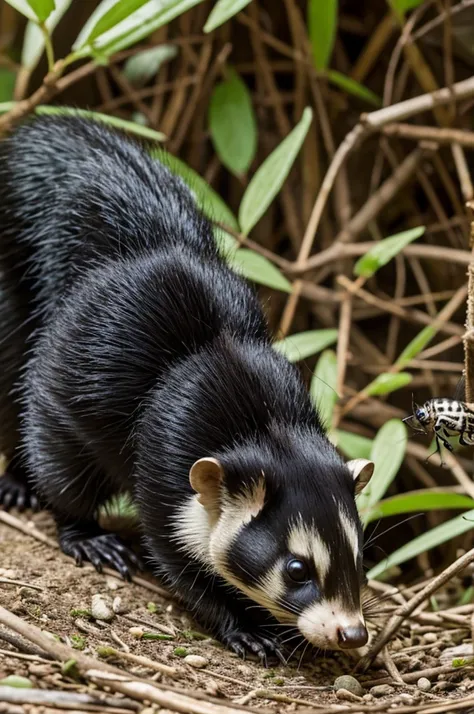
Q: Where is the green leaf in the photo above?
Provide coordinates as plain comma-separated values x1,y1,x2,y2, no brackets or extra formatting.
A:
73,0,116,49
209,68,257,177
311,350,338,429
357,419,407,527
0,675,33,688
84,0,151,44
25,0,55,22
75,0,206,56
273,329,338,363
354,226,425,278
4,0,38,21
156,151,238,230
228,249,292,293
0,103,166,142
0,69,15,103
239,107,312,235
367,509,474,579
204,0,252,32
28,105,166,141
308,0,337,71
396,325,436,367
326,70,382,107
365,491,474,524
365,371,412,396
335,430,373,460
22,0,72,70
388,0,425,18
123,45,178,88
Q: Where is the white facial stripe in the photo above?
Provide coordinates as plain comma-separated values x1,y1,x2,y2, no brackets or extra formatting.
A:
297,599,365,649
172,494,214,568
339,508,359,566
259,560,286,603
288,520,331,583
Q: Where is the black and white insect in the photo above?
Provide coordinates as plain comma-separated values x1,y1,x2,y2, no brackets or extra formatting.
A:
403,392,474,458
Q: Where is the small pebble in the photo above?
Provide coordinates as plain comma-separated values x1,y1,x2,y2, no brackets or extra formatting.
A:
394,694,415,705
363,694,373,702
105,576,123,591
417,677,431,692
335,688,362,702
334,675,364,697
184,654,208,669
370,684,394,697
129,626,144,638
91,594,114,622
112,596,126,614
0,568,17,579
423,632,438,644
28,664,55,677
237,664,253,676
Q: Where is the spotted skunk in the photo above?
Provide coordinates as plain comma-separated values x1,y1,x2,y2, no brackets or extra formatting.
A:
0,116,374,660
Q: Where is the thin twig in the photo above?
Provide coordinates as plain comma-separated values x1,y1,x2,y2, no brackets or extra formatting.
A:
463,202,474,402
358,546,474,668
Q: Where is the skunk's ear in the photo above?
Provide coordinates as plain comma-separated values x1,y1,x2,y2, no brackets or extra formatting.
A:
347,459,374,495
189,457,224,515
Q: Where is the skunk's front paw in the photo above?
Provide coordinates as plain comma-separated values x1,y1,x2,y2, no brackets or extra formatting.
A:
0,472,40,512
223,629,286,665
58,522,142,581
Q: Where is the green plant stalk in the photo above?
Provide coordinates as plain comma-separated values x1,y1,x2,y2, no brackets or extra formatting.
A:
39,22,55,72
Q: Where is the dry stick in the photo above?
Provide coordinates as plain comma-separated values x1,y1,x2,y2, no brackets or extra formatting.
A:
0,604,264,714
382,122,474,149
331,145,427,245
0,577,43,590
0,510,170,597
0,604,125,677
0,687,139,713
0,628,54,659
0,59,65,134
248,2,303,249
293,241,473,274
463,202,474,402
350,12,395,83
285,0,352,227
98,646,179,678
278,123,366,335
362,662,474,687
170,39,213,153
0,647,53,663
452,143,474,202
340,282,468,416
381,646,405,684
358,546,474,670
86,670,268,714
280,74,474,330
336,276,464,338
333,295,353,430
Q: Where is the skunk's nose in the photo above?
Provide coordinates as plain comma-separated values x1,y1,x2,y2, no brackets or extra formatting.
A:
337,624,368,649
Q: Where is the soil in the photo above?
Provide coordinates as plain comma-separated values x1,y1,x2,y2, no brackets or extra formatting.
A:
0,511,473,714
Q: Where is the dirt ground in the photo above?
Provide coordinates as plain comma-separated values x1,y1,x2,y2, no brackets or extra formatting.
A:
1,511,474,714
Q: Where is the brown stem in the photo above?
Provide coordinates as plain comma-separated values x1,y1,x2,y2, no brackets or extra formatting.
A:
463,202,474,402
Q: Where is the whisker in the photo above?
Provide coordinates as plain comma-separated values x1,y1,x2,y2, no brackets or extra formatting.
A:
364,513,424,550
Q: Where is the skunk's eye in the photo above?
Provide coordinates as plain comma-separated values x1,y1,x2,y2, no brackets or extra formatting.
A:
286,558,310,583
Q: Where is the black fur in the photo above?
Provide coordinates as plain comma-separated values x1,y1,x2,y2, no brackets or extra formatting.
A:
0,116,363,658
